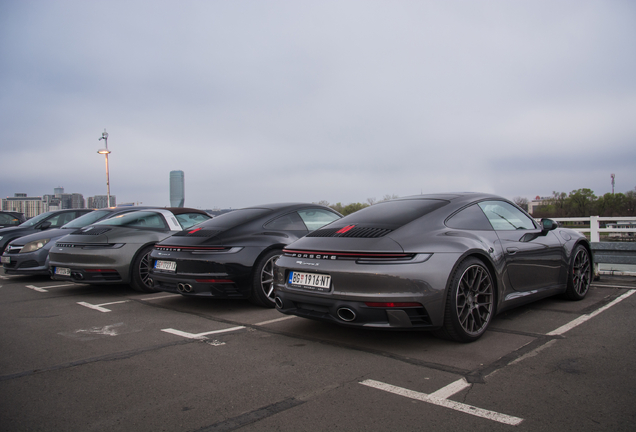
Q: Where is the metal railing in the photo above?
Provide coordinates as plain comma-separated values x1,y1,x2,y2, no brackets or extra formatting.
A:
545,216,636,276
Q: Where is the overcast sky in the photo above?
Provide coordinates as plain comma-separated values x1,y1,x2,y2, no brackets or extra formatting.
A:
1,1,635,210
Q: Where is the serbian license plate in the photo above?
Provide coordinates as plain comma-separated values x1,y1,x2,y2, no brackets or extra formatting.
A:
154,260,177,272
1,256,10,264
288,271,331,292
55,267,71,276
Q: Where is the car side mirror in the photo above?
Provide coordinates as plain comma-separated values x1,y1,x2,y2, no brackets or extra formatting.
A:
540,218,558,232
39,221,52,230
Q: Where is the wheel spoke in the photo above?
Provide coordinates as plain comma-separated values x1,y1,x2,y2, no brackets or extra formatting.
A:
455,264,493,336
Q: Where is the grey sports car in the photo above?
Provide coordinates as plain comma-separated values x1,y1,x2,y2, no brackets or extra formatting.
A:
49,208,211,292
2,206,156,276
273,193,593,342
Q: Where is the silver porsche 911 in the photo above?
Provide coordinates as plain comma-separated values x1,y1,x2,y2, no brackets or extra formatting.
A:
49,208,211,292
273,193,593,342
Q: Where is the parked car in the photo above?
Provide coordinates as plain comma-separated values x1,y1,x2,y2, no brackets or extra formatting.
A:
273,193,593,342
0,209,94,255
0,211,26,228
2,206,154,275
148,203,342,307
48,208,211,292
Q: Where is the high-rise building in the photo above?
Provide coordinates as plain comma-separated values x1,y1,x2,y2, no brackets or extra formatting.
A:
1,194,45,218
88,195,116,209
170,170,185,208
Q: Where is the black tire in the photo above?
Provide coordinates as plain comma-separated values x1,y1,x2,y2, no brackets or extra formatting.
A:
130,245,159,293
249,249,282,308
564,245,591,300
434,257,495,343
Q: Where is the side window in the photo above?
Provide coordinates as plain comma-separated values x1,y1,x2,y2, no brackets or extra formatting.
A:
176,213,210,229
127,213,168,229
298,209,341,231
0,214,19,226
477,201,536,231
446,204,493,230
264,212,307,231
48,212,77,228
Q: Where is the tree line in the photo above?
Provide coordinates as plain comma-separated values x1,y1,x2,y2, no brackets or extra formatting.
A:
518,187,636,218
319,188,636,218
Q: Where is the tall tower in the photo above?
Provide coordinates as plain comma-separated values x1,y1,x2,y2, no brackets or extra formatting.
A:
170,170,185,207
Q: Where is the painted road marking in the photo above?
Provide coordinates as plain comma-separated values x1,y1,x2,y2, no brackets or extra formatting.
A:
162,315,297,340
140,294,181,301
162,326,246,339
26,283,79,293
547,289,636,336
77,301,129,313
360,379,523,426
255,315,298,326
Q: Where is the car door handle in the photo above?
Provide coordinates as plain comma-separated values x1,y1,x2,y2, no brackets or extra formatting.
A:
506,247,519,255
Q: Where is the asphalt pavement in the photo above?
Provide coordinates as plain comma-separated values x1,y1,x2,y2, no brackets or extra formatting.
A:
1,270,635,431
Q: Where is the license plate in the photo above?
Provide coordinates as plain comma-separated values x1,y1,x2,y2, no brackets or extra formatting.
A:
154,260,177,272
288,271,331,292
1,256,10,264
55,267,71,276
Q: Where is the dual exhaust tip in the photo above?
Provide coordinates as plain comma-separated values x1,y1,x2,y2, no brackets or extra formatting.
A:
177,283,193,293
274,296,357,322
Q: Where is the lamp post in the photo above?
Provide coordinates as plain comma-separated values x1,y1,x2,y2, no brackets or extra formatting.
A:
98,129,111,207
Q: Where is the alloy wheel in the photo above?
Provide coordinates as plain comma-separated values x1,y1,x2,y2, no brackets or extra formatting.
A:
456,264,494,336
572,248,591,296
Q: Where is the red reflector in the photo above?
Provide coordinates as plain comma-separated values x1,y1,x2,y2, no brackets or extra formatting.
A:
86,269,118,273
336,225,356,234
195,279,234,284
365,302,421,308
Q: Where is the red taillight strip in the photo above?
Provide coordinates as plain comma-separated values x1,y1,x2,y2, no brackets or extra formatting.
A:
283,249,412,258
154,246,230,251
85,269,118,273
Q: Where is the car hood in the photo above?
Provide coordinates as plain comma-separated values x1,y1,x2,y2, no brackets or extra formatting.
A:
7,228,77,246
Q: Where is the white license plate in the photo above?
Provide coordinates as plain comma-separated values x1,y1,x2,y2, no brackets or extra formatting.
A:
288,271,331,292
1,256,10,264
55,267,71,276
155,260,177,272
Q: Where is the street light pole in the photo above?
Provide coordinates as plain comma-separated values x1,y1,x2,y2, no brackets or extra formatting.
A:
98,129,111,207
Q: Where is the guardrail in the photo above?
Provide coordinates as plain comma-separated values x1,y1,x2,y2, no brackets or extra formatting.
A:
546,216,636,276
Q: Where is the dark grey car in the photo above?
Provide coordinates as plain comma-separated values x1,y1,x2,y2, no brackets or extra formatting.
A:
2,207,153,275
0,209,93,255
0,211,26,228
274,193,593,342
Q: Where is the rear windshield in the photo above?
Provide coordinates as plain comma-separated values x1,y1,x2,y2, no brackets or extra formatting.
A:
335,199,448,229
194,209,272,229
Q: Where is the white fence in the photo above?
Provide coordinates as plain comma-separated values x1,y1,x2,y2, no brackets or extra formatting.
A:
548,216,636,243
545,216,636,276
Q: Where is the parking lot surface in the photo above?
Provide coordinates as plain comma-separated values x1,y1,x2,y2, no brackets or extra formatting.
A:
1,269,635,431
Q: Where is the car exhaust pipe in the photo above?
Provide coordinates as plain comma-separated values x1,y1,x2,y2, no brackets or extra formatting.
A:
275,297,284,309
177,283,193,293
71,272,84,280
337,307,356,322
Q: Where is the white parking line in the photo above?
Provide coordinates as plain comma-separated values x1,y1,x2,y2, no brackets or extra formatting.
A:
161,326,246,339
547,289,636,336
26,283,79,293
360,379,523,426
255,315,298,326
140,294,181,301
77,301,129,313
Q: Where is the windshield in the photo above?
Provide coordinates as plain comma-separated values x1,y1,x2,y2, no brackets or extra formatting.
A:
62,210,111,228
19,212,54,227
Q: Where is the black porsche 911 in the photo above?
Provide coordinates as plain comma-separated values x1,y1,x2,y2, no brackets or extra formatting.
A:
148,203,342,307
273,193,593,342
